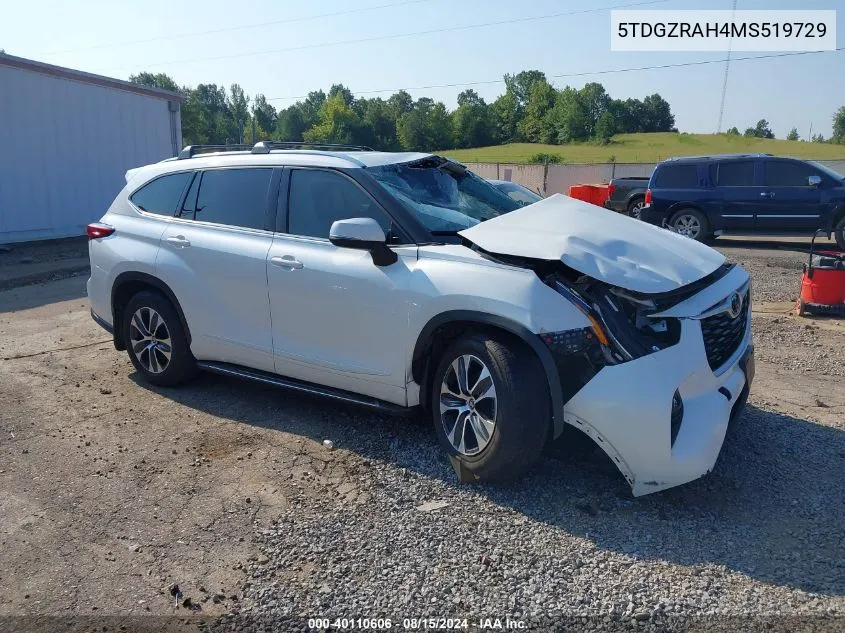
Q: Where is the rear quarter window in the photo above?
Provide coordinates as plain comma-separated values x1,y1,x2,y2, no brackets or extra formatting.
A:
652,164,699,189
129,172,193,215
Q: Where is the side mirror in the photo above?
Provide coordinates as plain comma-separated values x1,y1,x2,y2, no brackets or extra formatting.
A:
329,217,397,266
808,175,822,188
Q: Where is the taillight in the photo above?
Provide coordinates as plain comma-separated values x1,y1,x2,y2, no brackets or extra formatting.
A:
87,223,115,239
607,184,615,198
644,189,652,205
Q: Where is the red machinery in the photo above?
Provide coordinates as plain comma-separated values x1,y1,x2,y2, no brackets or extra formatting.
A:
568,184,610,207
796,230,845,316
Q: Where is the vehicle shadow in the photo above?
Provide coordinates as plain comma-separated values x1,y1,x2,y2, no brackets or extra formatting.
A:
716,235,840,253
0,275,88,313
132,371,845,597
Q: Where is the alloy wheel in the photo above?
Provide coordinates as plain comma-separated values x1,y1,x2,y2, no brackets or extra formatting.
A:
629,201,645,219
673,213,702,239
439,354,497,456
129,307,172,374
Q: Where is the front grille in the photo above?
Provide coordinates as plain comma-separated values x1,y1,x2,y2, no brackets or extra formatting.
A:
701,292,749,370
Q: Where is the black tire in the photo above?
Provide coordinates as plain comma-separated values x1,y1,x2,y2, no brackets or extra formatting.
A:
834,215,845,251
430,332,550,482
122,290,196,387
626,196,645,219
669,207,711,242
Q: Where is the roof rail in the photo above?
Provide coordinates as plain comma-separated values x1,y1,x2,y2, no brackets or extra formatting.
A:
251,141,374,154
178,144,253,159
664,152,773,162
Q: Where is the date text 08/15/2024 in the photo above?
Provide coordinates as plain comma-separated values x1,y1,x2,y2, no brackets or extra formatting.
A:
307,617,527,630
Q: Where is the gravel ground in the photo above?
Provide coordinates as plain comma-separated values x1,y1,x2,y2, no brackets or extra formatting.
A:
216,238,845,632
1,238,843,633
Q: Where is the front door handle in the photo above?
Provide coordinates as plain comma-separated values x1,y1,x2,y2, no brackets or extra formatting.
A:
165,235,191,247
759,191,775,198
270,255,303,270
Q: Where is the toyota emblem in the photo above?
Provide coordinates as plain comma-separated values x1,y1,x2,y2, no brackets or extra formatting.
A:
727,292,743,318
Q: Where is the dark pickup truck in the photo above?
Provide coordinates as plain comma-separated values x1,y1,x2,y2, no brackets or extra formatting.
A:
604,176,650,218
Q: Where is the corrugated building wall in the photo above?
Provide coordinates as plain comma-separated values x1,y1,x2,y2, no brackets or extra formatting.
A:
0,54,183,243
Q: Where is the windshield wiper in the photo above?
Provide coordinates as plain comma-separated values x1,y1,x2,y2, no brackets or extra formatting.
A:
430,230,461,236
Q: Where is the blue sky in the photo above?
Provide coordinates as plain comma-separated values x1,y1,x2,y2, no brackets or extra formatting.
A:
3,0,843,138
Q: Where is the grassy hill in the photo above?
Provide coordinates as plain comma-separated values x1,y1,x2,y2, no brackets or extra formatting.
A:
441,133,845,164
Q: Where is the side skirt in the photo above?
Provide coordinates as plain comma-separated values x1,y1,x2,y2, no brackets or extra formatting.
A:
196,361,412,417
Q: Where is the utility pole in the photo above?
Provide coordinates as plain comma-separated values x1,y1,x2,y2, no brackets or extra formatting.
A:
717,0,738,133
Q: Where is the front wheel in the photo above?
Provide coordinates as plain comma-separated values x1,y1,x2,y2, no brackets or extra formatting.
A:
431,332,550,482
670,208,710,242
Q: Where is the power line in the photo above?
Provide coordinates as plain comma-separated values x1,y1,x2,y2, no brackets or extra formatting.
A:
94,0,668,73
264,47,845,103
43,0,436,55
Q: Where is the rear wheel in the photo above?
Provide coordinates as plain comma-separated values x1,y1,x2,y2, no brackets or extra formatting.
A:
627,197,645,219
431,332,550,482
670,208,710,241
123,290,196,386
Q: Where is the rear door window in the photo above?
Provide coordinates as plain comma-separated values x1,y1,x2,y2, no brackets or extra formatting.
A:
764,161,820,187
130,172,193,215
192,168,273,230
653,164,699,188
714,161,755,186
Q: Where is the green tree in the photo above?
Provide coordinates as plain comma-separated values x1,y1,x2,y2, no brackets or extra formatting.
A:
503,70,547,108
594,111,618,143
397,98,453,150
387,90,414,122
452,89,494,148
491,91,521,143
549,86,589,143
328,84,355,107
640,94,675,132
745,119,774,139
252,94,277,139
726,126,740,135
497,70,547,142
275,105,307,141
303,95,362,145
578,83,611,138
353,97,399,149
832,106,845,143
227,84,250,143
811,133,826,143
129,72,181,93
188,84,233,144
786,127,800,141
518,80,557,143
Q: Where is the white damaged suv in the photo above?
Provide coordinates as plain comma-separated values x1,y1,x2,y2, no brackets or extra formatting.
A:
87,142,754,496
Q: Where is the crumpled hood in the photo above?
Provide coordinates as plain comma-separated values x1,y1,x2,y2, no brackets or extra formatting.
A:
459,193,725,294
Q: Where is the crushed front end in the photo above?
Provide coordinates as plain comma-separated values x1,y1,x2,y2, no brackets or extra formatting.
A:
543,262,754,496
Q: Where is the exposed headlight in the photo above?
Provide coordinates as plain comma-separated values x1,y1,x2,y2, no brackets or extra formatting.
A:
550,278,680,365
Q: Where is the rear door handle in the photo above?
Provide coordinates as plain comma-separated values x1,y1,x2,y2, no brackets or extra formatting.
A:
165,235,191,247
270,255,303,270
759,191,775,198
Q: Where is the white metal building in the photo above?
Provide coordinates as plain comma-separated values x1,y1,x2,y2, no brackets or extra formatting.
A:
0,54,184,243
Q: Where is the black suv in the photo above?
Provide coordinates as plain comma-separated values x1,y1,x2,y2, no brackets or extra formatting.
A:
640,153,845,248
